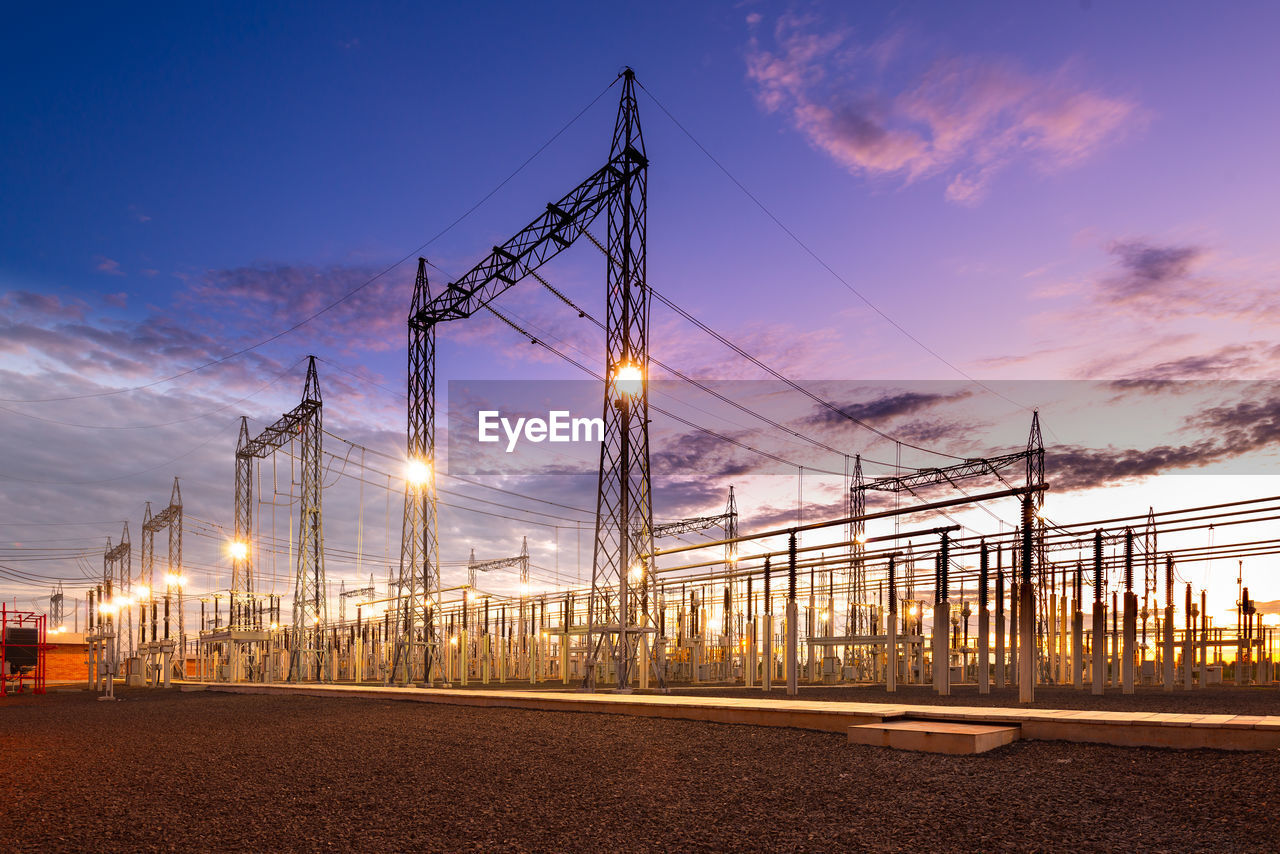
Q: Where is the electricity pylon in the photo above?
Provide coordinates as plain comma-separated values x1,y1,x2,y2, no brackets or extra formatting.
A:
389,259,438,685
233,357,326,680
143,478,183,655
104,522,131,658
406,70,657,692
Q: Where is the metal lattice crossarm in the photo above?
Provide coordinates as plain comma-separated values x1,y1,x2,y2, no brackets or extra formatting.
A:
409,153,645,332
468,555,528,574
238,401,321,458
651,513,734,540
467,537,530,590
863,451,1028,494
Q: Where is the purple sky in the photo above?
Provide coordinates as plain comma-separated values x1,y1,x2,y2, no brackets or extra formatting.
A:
4,2,1280,627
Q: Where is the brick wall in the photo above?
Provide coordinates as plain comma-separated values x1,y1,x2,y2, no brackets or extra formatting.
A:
46,643,89,681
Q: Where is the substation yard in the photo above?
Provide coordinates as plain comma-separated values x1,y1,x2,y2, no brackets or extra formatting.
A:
3,687,1278,853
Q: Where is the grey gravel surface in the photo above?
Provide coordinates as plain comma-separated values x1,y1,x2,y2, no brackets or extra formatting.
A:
2,687,1277,853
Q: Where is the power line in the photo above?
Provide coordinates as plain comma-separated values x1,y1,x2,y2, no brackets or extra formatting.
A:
636,79,1032,415
319,429,596,518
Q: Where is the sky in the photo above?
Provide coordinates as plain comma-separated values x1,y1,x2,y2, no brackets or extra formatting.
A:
4,1,1280,633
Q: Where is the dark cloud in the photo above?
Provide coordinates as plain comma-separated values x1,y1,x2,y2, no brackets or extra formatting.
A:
804,390,965,429
1097,240,1205,304
1195,395,1280,449
891,416,980,446
1120,343,1280,383
1050,391,1280,490
1050,442,1218,491
651,429,761,478
0,290,88,321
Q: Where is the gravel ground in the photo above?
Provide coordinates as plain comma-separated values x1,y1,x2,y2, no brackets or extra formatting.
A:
2,688,1278,853
667,683,1280,715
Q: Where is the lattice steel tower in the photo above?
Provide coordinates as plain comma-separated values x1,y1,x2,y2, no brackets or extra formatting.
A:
232,357,326,680
143,478,183,645
405,70,657,692
290,358,327,680
847,455,866,633
104,522,131,656
586,70,652,692
390,258,439,685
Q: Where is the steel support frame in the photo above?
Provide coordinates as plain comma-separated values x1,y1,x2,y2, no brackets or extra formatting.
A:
142,478,183,666
585,70,654,692
232,357,326,681
104,524,131,660
404,70,657,693
390,259,440,685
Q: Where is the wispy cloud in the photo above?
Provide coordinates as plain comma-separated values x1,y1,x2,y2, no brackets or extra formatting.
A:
95,256,125,276
804,389,965,427
1099,240,1206,303
1088,239,1280,329
745,13,1141,203
182,264,409,355
0,290,88,321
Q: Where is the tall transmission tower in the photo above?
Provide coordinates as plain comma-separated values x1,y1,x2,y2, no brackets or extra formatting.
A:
104,523,131,657
389,258,439,685
847,455,865,633
406,69,657,692
233,357,326,680
291,358,326,680
49,583,65,631
587,69,652,691
143,478,183,659
1026,410,1047,677
232,416,253,620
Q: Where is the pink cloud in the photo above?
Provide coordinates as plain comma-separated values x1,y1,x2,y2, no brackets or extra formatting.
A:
746,14,1142,203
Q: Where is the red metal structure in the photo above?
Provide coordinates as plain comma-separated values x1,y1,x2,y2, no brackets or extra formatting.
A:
1,605,47,696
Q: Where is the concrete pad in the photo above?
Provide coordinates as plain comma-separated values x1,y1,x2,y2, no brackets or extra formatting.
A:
1220,715,1271,729
848,720,1020,755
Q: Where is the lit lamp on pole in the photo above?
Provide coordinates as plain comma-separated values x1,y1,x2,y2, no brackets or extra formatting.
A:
405,457,432,490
